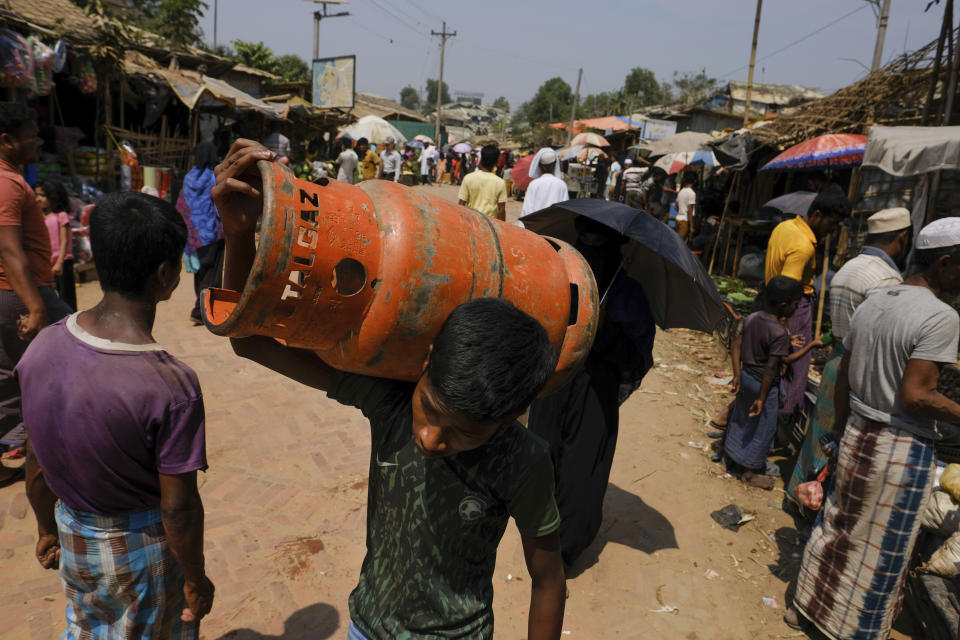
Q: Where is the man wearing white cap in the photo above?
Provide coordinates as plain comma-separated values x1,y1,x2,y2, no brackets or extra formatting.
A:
786,207,913,515
378,137,402,182
787,217,960,638
521,148,569,216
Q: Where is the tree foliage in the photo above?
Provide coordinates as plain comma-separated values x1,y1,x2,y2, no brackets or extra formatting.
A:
517,77,573,126
148,0,208,49
424,78,451,111
492,96,510,112
400,86,421,111
669,69,720,106
624,67,665,106
230,41,309,84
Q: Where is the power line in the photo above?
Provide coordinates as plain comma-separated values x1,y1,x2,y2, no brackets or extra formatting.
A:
719,3,871,78
346,15,421,48
366,0,429,37
398,0,441,24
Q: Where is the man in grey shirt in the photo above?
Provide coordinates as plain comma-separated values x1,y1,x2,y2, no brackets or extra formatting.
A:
378,137,402,182
788,217,960,638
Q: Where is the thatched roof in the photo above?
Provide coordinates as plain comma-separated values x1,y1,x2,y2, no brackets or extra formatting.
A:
751,28,957,149
352,92,427,123
0,0,255,78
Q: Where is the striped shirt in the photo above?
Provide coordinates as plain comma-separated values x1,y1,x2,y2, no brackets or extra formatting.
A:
828,250,902,340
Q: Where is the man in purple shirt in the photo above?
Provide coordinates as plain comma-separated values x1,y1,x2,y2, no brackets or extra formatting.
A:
18,192,214,639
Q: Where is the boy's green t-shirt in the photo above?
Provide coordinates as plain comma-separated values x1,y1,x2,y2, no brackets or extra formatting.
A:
327,371,560,639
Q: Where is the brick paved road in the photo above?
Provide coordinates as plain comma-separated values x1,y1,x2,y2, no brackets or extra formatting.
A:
0,183,836,640
0,183,531,640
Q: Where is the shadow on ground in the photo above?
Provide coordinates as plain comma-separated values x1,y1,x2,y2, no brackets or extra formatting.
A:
567,483,677,578
217,603,339,640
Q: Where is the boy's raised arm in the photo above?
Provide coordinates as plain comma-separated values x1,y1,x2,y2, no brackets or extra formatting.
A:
521,532,566,640
212,139,338,392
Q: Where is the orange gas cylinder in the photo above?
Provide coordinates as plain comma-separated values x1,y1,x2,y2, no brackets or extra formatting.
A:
202,161,598,394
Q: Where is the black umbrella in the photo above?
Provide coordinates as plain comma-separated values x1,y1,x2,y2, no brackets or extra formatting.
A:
520,199,726,333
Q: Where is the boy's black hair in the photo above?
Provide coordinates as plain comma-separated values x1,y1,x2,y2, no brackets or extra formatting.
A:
914,244,960,268
427,298,557,423
0,103,35,136
356,137,369,146
480,145,499,170
39,179,70,213
681,172,697,186
764,275,803,306
89,192,187,297
809,185,850,219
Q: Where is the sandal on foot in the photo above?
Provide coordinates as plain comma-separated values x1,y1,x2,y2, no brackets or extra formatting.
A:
783,608,805,631
707,431,725,439
708,420,727,430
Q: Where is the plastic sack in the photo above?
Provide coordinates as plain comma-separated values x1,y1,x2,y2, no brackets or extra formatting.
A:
940,463,960,502
921,490,960,538
922,529,960,578
27,36,55,96
0,29,34,88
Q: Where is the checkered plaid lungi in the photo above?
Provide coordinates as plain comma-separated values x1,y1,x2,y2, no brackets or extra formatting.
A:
793,415,935,640
56,502,197,640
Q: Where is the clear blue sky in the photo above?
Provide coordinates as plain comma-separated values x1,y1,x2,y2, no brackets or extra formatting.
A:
201,0,953,110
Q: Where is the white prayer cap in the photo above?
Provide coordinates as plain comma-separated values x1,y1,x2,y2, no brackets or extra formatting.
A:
867,208,911,234
916,217,960,250
624,158,633,165
529,147,563,178
385,136,395,144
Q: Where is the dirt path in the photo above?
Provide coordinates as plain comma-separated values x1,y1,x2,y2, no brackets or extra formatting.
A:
0,182,918,639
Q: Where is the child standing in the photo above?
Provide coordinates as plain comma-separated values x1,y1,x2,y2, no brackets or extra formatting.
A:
20,192,214,638
35,179,75,310
725,276,821,489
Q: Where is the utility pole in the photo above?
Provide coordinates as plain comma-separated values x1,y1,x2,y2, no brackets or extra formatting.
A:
213,0,218,49
431,21,456,145
871,0,892,72
743,0,763,127
567,68,582,146
310,1,350,61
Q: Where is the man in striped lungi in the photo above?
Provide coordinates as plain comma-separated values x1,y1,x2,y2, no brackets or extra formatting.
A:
785,217,960,639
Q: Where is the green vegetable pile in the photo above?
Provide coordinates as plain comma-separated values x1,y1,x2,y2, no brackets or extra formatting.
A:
712,276,758,315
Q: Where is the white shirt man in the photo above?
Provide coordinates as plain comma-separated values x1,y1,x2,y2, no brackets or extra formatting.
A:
605,159,621,200
521,148,569,216
336,146,359,184
420,145,438,183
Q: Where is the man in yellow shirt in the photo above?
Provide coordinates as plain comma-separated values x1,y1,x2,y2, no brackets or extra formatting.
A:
765,186,848,416
356,138,380,182
458,145,508,221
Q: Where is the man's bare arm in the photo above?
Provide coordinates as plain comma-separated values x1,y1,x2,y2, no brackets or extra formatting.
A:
900,358,960,424
0,225,45,338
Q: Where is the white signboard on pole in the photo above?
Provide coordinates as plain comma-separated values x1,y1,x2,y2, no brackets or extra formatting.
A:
641,118,677,141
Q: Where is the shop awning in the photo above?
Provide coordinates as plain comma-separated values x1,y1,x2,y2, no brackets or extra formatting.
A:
862,125,960,176
124,53,286,120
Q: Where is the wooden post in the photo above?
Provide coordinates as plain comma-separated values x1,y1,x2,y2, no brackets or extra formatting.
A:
708,172,740,274
119,79,125,130
104,72,116,191
732,224,745,277
814,234,831,338
191,110,200,147
743,0,763,127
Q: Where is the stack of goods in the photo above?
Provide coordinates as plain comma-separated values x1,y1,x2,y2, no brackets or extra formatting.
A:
906,464,960,639
73,147,109,177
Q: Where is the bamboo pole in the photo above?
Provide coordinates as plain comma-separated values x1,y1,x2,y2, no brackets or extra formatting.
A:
814,234,831,338
708,172,740,275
